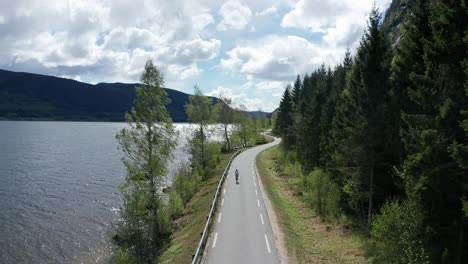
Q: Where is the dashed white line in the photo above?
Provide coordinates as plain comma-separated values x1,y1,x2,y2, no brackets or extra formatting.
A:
218,213,222,223
257,199,260,207
222,198,224,206
260,213,264,225
264,234,271,253
223,188,226,195
255,189,258,196
212,232,218,248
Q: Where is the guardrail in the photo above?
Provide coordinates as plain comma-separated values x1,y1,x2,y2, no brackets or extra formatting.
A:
191,149,241,264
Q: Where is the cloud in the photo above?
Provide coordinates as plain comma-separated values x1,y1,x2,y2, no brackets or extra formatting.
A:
221,35,343,81
217,0,252,31
255,6,278,17
207,85,279,112
0,0,220,83
281,0,391,48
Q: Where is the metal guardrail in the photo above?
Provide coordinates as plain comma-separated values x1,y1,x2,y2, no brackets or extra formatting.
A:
191,149,241,264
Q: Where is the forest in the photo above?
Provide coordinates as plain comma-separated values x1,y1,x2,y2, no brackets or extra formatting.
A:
273,1,467,263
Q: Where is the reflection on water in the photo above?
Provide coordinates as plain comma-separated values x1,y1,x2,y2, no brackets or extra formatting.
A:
0,121,226,263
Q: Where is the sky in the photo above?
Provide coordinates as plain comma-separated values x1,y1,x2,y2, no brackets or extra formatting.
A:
0,0,392,112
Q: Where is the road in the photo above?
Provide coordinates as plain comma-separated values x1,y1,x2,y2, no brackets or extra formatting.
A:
205,138,281,264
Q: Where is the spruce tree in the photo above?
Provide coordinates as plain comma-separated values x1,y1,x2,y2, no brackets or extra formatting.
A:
331,8,394,225
275,86,294,148
398,0,468,261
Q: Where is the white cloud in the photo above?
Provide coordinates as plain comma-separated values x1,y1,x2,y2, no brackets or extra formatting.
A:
0,0,221,83
255,80,287,90
255,6,278,17
217,0,252,31
281,0,391,48
221,35,343,81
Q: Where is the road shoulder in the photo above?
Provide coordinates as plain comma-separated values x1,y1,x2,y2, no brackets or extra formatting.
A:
256,145,368,264
255,147,290,264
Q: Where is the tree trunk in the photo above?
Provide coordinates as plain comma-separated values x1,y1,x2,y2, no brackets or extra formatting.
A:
224,124,231,150
367,167,374,229
455,212,466,264
147,125,158,247
200,124,206,169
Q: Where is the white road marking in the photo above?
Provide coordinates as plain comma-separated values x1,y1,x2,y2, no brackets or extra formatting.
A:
212,232,218,248
260,213,264,225
223,188,225,195
255,189,258,196
264,234,271,253
254,181,256,187
257,199,260,207
222,198,224,206
218,213,222,223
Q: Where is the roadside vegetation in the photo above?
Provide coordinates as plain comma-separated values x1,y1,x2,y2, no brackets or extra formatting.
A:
257,145,368,263
113,62,271,264
273,2,467,263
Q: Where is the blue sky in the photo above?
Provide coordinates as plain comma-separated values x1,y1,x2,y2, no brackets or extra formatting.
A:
0,0,391,111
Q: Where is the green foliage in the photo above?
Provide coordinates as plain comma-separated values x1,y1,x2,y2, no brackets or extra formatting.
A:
168,191,184,220
185,86,218,175
274,86,295,148
214,97,234,151
302,168,341,221
371,200,428,263
114,60,177,263
115,248,139,264
207,142,222,165
172,166,201,206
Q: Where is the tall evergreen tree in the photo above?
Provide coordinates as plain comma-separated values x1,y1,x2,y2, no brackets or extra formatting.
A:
292,74,302,108
332,8,394,225
397,0,468,261
275,85,294,148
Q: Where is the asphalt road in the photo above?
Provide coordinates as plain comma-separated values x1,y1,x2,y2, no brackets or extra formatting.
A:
205,138,281,264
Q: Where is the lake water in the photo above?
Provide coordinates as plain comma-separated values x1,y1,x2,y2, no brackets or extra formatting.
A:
0,121,207,263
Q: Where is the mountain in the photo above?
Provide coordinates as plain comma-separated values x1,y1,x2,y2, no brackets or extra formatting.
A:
382,0,413,46
0,69,214,122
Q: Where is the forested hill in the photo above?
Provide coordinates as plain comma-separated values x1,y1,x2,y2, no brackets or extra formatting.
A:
274,0,467,263
0,69,214,122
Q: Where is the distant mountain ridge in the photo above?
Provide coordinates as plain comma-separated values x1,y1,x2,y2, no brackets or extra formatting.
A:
0,69,203,122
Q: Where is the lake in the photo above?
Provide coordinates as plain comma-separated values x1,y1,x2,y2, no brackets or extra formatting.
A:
0,121,209,263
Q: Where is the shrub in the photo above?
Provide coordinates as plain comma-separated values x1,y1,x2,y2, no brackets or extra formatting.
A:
370,199,429,263
302,168,341,221
168,190,184,220
172,166,201,206
205,142,222,168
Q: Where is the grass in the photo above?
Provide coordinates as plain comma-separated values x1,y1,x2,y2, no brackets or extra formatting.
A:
256,145,369,264
159,151,236,264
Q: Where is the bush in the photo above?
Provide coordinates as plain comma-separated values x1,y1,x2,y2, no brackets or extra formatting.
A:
205,142,222,168
371,199,429,263
302,168,341,221
115,248,139,264
172,166,201,206
168,190,184,220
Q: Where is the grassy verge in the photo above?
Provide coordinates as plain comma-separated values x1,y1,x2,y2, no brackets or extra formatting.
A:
256,145,368,263
159,151,235,264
